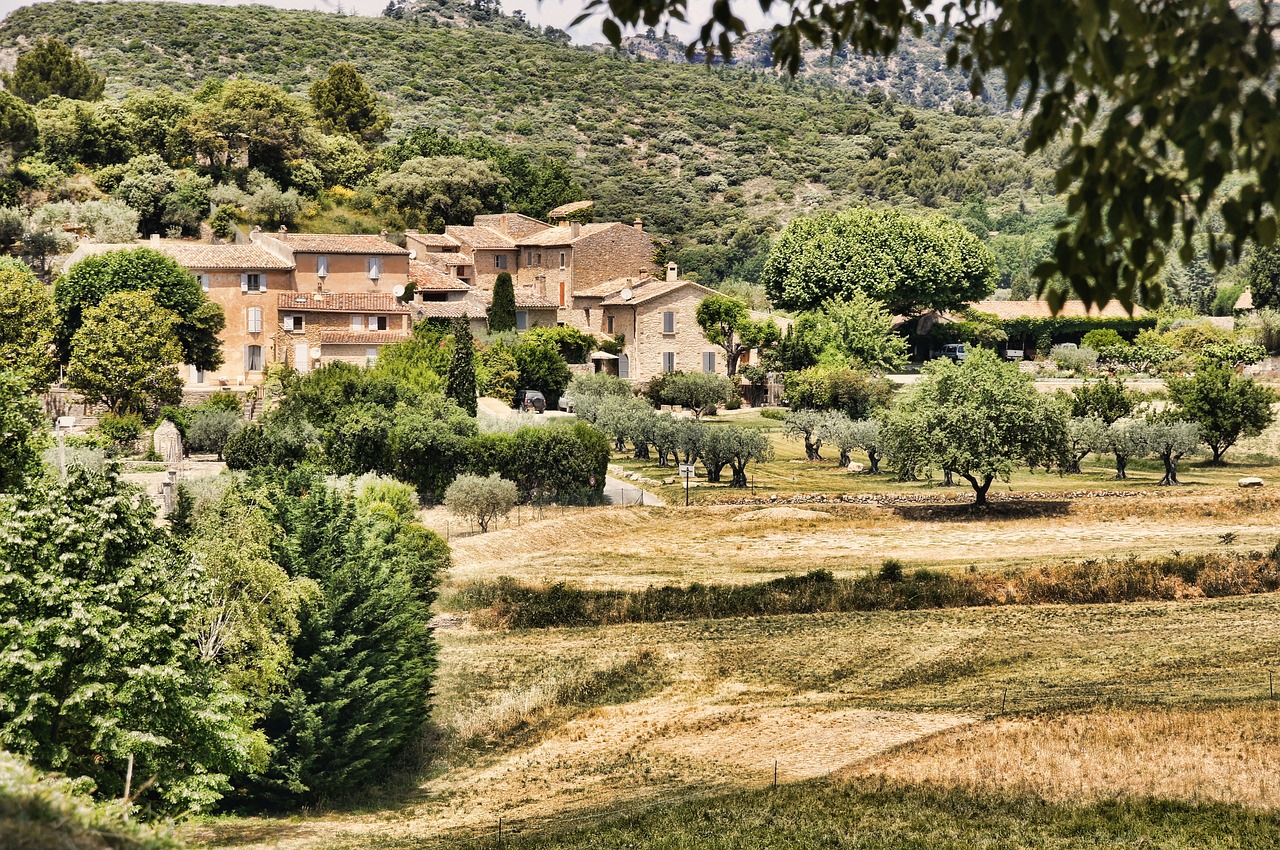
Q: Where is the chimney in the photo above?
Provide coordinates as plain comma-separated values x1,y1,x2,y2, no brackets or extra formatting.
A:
150,234,160,245
666,262,678,282
571,221,581,238
535,272,547,298
633,217,643,231
500,214,508,233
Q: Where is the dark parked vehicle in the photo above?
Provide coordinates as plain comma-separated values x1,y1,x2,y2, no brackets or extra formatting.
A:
515,390,546,413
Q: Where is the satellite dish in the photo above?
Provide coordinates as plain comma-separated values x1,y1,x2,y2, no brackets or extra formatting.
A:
392,284,406,297
308,347,322,360
620,287,633,301
408,250,417,260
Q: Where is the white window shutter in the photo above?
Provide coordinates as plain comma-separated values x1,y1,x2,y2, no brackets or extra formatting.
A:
240,273,248,293
367,315,376,330
352,315,362,331
260,273,267,292
284,315,294,332
199,274,209,292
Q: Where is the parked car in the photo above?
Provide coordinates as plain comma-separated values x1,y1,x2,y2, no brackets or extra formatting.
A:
558,394,575,413
938,343,968,362
514,390,546,413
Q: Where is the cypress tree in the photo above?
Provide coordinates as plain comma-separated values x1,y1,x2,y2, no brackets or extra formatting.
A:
447,318,477,416
488,272,516,332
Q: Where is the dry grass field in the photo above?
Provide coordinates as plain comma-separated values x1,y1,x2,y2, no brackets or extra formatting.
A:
195,453,1280,850
433,489,1280,590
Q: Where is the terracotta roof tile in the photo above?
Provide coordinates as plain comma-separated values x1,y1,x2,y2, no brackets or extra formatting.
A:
547,200,595,219
600,278,715,306
443,225,515,249
405,232,461,249
277,292,411,313
413,297,490,320
409,261,472,291
516,223,618,246
64,241,293,270
961,300,1148,321
274,233,410,255
319,330,410,345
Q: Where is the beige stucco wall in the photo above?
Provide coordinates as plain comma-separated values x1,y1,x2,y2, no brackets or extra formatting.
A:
292,252,410,294
190,268,292,387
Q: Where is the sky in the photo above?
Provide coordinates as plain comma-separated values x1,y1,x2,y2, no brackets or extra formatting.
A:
0,0,788,46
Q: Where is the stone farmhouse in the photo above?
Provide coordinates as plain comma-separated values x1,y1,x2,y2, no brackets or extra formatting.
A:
405,201,657,317
64,230,414,388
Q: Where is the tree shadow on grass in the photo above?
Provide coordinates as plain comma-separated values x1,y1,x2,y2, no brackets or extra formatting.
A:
892,499,1072,522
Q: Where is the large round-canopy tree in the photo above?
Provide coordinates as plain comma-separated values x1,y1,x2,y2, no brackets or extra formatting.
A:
587,0,1280,312
54,247,225,370
761,207,997,315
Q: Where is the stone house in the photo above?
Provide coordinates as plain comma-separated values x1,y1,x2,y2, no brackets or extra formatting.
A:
62,238,294,388
405,202,656,326
64,230,414,386
572,264,727,383
274,292,412,372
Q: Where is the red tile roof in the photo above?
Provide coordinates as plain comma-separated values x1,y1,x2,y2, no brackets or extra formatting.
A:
962,299,1147,320
274,233,410,255
516,223,618,246
443,225,515,249
408,261,472,291
64,241,293,270
319,330,411,345
277,292,411,313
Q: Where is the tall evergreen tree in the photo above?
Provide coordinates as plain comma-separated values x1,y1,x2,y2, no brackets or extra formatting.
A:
0,37,105,104
239,477,441,807
309,62,390,145
447,318,478,416
488,272,516,333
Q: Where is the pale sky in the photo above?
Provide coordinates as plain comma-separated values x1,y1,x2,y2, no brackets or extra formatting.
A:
0,0,788,46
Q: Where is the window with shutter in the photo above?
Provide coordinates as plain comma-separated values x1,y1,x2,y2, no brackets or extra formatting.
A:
607,315,614,334
283,316,294,332
559,251,566,270
618,354,629,380
246,345,263,371
368,257,382,280
663,352,675,373
515,311,528,331
317,255,328,277
663,312,675,334
703,352,716,373
240,273,248,293
199,274,209,292
351,315,362,331
247,307,262,333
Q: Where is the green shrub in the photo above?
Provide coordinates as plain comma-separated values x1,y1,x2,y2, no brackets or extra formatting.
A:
355,472,420,522
760,409,786,421
95,412,142,450
1081,328,1126,350
200,391,245,413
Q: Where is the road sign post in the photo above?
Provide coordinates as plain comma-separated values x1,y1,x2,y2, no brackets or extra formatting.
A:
679,463,695,507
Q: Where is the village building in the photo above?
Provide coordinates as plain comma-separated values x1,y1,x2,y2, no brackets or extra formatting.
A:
405,201,657,326
64,229,414,387
574,263,775,384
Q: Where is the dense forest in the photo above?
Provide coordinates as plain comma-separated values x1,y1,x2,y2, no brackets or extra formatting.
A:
0,0,1055,284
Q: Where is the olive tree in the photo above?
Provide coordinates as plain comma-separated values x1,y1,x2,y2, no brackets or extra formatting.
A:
881,349,1068,505
186,408,245,461
784,410,825,461
1148,420,1202,486
659,371,737,420
1106,419,1154,480
1065,416,1109,474
722,425,773,488
444,472,518,533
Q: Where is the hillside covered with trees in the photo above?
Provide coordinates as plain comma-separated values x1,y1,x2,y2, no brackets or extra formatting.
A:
0,0,1055,283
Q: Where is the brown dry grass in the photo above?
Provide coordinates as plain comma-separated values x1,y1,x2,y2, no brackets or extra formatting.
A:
434,491,1280,591
848,703,1280,808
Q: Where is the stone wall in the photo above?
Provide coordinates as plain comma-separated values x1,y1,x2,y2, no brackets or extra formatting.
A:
196,268,292,387
623,288,720,383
